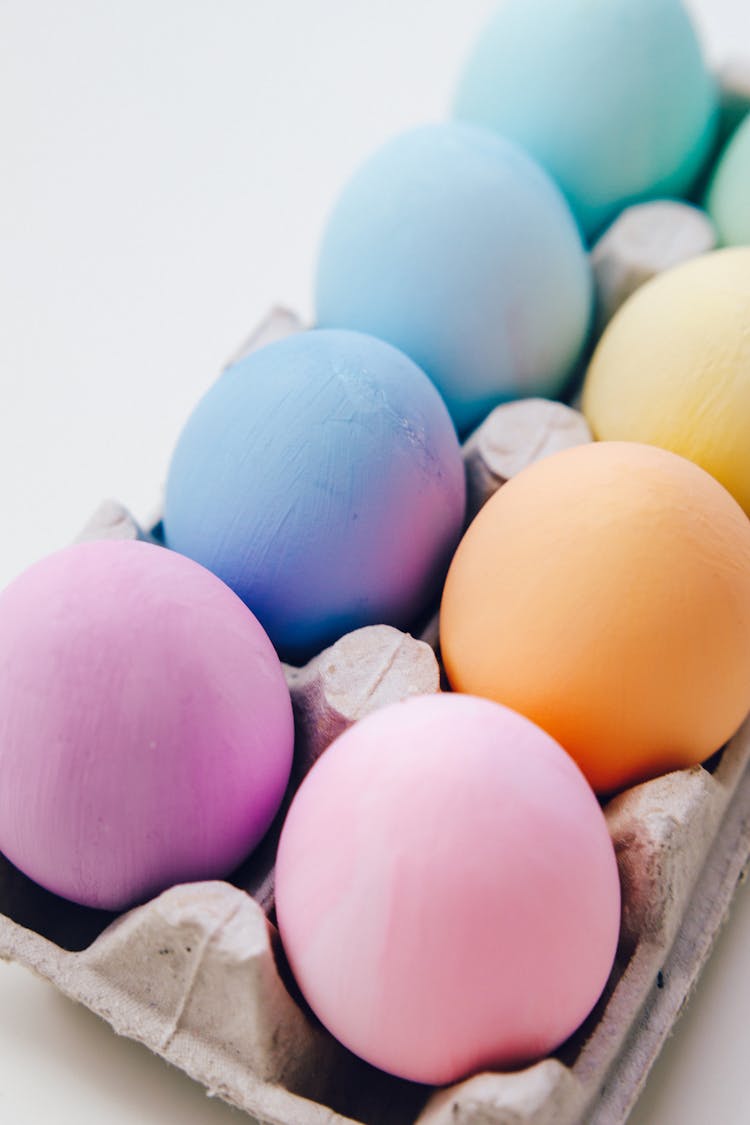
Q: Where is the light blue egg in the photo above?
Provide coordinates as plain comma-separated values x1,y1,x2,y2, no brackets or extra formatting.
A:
454,0,718,238
163,329,465,663
315,123,592,436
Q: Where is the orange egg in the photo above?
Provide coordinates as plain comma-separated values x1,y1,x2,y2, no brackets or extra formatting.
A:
440,442,750,793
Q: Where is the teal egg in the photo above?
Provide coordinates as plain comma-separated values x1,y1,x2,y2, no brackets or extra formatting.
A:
707,114,750,246
455,0,718,238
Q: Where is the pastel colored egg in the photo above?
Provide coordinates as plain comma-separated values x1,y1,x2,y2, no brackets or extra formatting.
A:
275,693,620,1085
582,248,750,514
707,114,750,246
0,540,294,910
164,329,465,662
440,443,750,794
315,123,591,435
455,0,717,238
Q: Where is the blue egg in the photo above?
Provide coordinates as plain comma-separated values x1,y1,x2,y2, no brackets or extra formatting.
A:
315,123,591,436
454,0,718,238
163,329,465,662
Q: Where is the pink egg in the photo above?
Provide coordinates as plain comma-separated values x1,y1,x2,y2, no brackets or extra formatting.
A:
276,694,620,1085
0,540,294,910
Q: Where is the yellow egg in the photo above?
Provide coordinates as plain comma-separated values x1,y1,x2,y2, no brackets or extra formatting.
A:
582,247,750,514
440,442,750,794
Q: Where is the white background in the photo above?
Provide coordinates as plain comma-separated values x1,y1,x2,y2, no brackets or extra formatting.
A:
1,1,749,1122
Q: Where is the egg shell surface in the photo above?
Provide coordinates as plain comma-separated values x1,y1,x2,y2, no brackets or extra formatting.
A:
440,442,750,794
454,0,717,238
315,123,591,435
164,329,466,662
582,248,750,515
275,693,620,1085
707,114,750,246
0,540,294,910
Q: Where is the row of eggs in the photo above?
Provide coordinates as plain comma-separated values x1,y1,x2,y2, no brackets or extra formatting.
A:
2,0,750,1093
313,111,750,440
2,362,750,1085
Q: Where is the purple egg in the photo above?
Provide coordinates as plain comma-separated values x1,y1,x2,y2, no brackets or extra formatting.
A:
0,540,294,910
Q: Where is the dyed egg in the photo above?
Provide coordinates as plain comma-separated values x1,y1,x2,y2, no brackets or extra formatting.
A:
455,0,717,238
315,123,591,435
164,329,465,662
441,443,750,794
582,248,750,514
707,114,750,246
276,693,620,1084
0,540,294,910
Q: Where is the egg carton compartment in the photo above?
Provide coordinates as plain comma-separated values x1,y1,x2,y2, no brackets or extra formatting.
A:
2,300,750,1125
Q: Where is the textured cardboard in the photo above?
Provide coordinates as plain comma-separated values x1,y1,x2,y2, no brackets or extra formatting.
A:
591,201,716,327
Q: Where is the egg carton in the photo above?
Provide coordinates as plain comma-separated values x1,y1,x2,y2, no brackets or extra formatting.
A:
2,302,750,1125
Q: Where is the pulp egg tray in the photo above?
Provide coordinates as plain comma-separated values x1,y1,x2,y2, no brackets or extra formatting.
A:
2,303,750,1125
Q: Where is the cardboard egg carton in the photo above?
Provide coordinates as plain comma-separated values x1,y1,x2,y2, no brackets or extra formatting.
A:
2,304,750,1125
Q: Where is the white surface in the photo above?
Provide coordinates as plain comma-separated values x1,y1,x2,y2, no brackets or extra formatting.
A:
1,1,749,1122
0,962,242,1125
